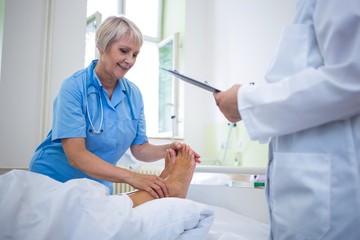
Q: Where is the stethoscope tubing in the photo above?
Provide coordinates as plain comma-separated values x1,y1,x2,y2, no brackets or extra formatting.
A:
85,62,136,134
86,64,104,134
86,89,104,134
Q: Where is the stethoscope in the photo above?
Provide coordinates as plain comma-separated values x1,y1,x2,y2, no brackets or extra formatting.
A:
85,63,104,134
85,63,136,134
86,83,104,134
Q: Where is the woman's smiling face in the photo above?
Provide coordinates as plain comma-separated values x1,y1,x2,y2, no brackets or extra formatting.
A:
99,35,141,81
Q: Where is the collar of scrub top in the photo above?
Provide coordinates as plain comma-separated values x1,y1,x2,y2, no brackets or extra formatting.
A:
89,60,130,106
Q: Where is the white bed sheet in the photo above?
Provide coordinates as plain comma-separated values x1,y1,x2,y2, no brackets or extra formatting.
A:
205,204,269,240
189,171,270,239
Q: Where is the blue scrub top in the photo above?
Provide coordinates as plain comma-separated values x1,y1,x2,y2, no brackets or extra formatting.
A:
29,60,148,192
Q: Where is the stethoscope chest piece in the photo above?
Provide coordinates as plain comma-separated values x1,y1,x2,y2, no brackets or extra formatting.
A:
89,128,103,134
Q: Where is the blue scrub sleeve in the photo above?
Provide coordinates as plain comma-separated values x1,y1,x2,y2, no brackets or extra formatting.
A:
52,75,87,142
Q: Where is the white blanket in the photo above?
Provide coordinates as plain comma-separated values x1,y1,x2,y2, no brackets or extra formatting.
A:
0,170,214,240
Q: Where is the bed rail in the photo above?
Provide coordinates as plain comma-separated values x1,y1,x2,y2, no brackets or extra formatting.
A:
194,166,266,175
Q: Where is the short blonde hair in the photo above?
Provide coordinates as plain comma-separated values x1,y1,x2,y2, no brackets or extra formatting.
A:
96,16,143,53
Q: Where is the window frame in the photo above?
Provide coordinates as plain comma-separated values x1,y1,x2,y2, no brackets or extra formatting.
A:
157,32,181,138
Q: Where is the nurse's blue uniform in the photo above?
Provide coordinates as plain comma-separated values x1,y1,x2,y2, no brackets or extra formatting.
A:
238,0,360,239
29,60,148,193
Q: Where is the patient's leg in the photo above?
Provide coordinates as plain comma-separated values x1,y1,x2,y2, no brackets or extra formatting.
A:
128,145,195,207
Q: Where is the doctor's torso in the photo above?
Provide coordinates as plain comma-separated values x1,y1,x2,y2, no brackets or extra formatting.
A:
258,0,360,239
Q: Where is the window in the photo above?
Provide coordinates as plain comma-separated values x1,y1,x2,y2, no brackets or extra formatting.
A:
85,0,182,139
158,33,180,137
84,11,101,66
121,0,162,41
85,0,119,66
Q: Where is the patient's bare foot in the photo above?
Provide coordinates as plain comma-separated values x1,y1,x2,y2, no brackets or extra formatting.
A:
166,145,196,198
127,145,196,207
159,149,176,179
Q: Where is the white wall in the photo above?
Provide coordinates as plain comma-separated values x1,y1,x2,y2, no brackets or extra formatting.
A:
184,0,296,163
0,0,86,168
0,0,4,78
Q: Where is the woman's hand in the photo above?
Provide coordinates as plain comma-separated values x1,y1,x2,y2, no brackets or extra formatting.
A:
126,172,169,199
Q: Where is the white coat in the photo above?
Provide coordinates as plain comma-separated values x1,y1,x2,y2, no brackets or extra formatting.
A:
237,0,360,239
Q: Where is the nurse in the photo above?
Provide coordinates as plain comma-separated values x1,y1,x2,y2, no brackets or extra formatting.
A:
214,0,360,239
29,16,199,198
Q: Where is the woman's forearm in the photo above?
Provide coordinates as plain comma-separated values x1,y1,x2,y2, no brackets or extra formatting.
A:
62,138,133,183
130,142,170,162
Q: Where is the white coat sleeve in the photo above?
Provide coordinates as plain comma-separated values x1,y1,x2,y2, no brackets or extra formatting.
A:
237,0,360,141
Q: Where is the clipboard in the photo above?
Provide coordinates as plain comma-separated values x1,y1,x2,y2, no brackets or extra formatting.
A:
161,68,221,93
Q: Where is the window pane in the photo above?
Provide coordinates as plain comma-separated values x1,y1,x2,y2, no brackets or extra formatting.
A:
87,0,119,19
125,42,160,137
85,0,120,67
158,40,175,134
84,12,101,66
125,0,161,39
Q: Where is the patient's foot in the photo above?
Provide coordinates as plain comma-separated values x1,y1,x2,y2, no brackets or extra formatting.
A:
127,145,195,207
166,145,196,198
159,149,176,179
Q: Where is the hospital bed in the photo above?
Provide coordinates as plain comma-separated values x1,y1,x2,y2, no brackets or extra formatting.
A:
0,166,269,239
115,164,270,239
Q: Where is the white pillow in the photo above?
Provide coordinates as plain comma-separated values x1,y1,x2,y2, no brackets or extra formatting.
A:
133,197,215,240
